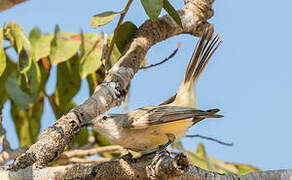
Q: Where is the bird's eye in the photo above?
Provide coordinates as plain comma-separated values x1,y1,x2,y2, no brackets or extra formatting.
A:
102,116,107,120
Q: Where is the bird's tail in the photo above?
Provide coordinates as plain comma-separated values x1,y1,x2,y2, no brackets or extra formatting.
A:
183,25,223,86
192,108,223,125
160,25,223,106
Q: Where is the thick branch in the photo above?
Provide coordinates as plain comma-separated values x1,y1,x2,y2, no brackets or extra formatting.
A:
8,0,215,170
0,153,291,180
0,0,26,12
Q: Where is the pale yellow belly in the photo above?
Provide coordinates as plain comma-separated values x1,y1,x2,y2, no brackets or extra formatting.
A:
120,119,193,152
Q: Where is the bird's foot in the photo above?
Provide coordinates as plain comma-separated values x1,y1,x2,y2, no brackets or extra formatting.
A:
120,152,134,162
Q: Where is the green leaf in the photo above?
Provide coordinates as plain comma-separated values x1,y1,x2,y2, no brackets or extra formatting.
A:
79,33,103,79
233,163,261,174
115,22,146,67
86,68,105,95
49,26,81,65
17,57,42,102
182,143,260,174
110,41,121,65
0,28,6,77
6,73,32,109
115,21,137,53
140,0,163,21
207,156,240,174
183,150,207,169
48,94,77,119
91,11,121,28
56,53,81,105
18,49,32,73
107,35,122,66
196,143,213,170
26,58,41,98
38,57,51,91
0,57,16,107
29,27,53,61
163,0,183,28
86,73,97,96
11,98,43,146
49,53,80,118
71,128,89,147
4,22,32,73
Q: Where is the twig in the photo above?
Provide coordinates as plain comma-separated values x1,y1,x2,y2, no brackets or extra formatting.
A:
63,145,124,158
0,147,27,166
78,136,96,150
185,134,233,146
104,0,134,73
54,145,124,165
139,42,181,70
80,39,101,64
3,45,12,50
101,33,110,71
121,89,130,113
0,107,27,166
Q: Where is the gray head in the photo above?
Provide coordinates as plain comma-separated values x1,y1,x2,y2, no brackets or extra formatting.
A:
87,114,126,136
89,114,131,144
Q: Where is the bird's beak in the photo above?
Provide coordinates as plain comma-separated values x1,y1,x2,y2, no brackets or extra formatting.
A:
80,121,95,128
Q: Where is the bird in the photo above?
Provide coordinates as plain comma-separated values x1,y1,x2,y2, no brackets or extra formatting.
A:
88,105,223,152
85,25,223,152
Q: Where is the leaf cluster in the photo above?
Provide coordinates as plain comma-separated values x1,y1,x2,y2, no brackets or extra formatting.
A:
0,21,138,147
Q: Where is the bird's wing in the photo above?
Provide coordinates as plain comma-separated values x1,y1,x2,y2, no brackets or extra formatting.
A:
125,105,223,129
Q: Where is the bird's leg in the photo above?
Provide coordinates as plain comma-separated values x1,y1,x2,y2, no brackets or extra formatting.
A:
147,133,176,179
153,133,176,160
120,151,134,162
141,133,176,159
158,133,176,151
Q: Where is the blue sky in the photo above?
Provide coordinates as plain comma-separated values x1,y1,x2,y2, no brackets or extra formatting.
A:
1,0,292,170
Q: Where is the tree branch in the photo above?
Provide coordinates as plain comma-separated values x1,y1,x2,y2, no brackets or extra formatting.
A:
185,134,233,146
53,145,124,165
139,42,181,70
1,152,291,179
0,0,26,12
7,0,215,170
63,145,123,158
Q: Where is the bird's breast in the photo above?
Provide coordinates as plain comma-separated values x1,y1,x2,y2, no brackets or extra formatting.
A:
111,120,193,152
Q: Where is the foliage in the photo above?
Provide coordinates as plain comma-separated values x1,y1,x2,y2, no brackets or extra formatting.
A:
91,0,182,29
91,11,122,28
0,0,259,173
172,142,260,174
0,21,139,147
